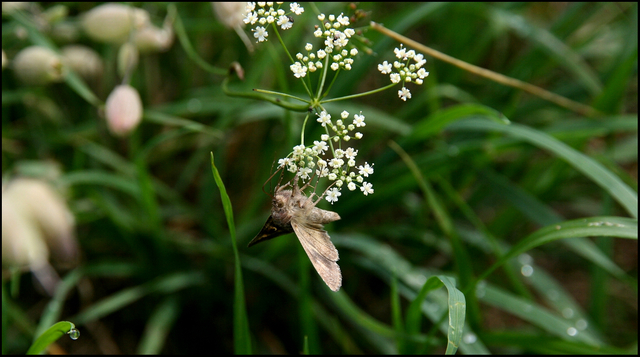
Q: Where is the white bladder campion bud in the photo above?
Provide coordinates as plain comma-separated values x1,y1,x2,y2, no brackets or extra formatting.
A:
12,46,65,85
81,3,150,44
105,84,143,136
2,178,77,271
134,23,174,53
61,45,104,81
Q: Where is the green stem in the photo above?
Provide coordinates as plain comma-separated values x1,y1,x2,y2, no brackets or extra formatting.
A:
222,77,311,112
321,82,398,104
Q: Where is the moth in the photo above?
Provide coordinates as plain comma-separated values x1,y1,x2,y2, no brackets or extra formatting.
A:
248,180,342,291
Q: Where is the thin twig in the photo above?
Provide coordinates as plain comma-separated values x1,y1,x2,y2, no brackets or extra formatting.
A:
370,21,601,117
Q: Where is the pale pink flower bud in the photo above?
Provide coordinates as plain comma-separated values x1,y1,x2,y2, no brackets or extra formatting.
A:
12,46,65,85
81,3,150,44
105,85,143,136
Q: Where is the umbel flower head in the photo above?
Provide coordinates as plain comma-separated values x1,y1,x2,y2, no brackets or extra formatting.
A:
378,44,429,101
243,2,305,43
278,109,374,204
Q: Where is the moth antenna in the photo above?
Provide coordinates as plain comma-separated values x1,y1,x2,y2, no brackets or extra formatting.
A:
312,180,337,206
262,164,285,199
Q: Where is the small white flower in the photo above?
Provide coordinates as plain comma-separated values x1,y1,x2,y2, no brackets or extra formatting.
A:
325,187,341,204
321,134,329,141
253,26,268,42
290,62,307,78
334,149,344,158
417,68,429,79
313,140,328,154
360,182,374,196
355,132,363,139
317,49,326,59
317,111,331,127
341,110,349,119
328,172,337,180
390,73,401,83
330,62,339,71
348,182,356,191
298,167,312,180
347,158,355,166
290,2,304,15
317,13,325,21
329,158,344,168
398,86,411,101
337,13,350,26
378,60,392,74
345,147,358,159
278,157,290,168
305,43,313,51
353,113,365,127
358,162,374,177
344,135,351,141
277,15,292,30
293,144,305,156
244,11,258,25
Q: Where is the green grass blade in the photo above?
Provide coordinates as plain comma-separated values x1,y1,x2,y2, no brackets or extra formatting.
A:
390,273,405,353
26,321,77,355
479,216,637,281
210,153,252,354
72,272,203,325
480,284,603,346
437,276,466,355
447,118,638,218
137,297,180,354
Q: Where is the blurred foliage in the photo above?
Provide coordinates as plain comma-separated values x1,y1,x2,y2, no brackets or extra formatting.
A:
2,2,637,354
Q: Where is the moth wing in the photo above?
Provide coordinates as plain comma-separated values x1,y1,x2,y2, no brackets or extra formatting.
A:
247,215,293,247
291,219,342,291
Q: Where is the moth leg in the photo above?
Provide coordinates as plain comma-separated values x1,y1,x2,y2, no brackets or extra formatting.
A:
311,180,337,206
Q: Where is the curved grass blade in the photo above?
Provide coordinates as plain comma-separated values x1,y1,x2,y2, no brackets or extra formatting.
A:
71,272,204,325
137,297,180,354
447,118,638,218
210,153,252,354
27,321,78,355
479,216,637,281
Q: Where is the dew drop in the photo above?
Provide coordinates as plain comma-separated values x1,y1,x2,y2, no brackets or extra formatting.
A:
518,253,532,265
462,332,477,344
562,308,574,319
576,319,588,330
67,328,80,340
187,98,202,113
520,264,534,277
475,281,486,298
566,327,578,336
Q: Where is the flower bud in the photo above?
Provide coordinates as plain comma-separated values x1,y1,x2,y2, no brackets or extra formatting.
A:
81,3,150,44
61,45,103,81
12,46,65,85
105,85,143,136
133,24,173,53
2,178,77,271
213,2,246,29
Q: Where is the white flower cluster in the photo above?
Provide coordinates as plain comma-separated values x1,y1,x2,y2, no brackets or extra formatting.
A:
277,110,374,203
243,2,304,43
289,12,359,79
378,44,429,101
